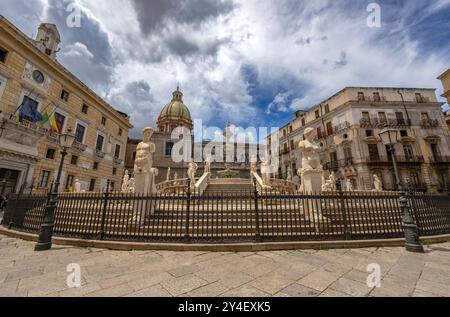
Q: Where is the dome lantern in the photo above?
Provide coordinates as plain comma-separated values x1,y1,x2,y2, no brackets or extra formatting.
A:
157,86,193,133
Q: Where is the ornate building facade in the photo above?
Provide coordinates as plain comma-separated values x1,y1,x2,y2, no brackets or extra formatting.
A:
438,68,450,131
125,88,264,183
0,16,133,195
267,87,450,192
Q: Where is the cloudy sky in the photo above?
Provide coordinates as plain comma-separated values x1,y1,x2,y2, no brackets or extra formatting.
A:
2,0,449,137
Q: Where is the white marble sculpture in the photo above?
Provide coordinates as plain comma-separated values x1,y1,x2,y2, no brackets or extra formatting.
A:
298,127,323,194
286,166,293,181
121,171,130,193
250,155,257,174
261,160,271,186
166,167,171,182
373,174,383,192
73,179,81,193
127,178,136,194
329,172,337,191
346,178,354,191
187,162,198,187
133,127,158,196
204,155,211,174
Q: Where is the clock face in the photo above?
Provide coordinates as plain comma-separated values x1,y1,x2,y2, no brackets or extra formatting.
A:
32,70,45,84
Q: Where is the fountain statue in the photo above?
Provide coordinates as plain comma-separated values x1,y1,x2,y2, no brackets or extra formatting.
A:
134,127,159,196
373,174,383,191
298,127,323,194
121,171,130,193
166,167,171,182
73,179,81,193
187,162,198,187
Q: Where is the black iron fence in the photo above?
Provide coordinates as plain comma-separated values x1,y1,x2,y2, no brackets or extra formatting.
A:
2,189,450,243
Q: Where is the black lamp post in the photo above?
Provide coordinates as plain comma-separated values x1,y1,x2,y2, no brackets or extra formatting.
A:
379,126,424,253
35,128,75,251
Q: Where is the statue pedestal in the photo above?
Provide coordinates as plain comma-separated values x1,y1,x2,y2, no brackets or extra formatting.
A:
134,168,158,217
301,169,325,223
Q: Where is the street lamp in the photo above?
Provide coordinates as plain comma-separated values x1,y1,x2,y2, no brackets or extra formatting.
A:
35,128,76,251
379,126,424,253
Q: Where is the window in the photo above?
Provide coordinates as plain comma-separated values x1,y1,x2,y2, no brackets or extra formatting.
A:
330,152,338,163
112,168,117,175
326,122,333,136
301,118,306,126
70,155,78,165
39,170,50,187
93,162,99,170
0,75,6,98
368,144,380,161
283,129,287,137
96,134,104,151
66,175,74,190
316,127,322,139
20,96,39,122
132,151,136,161
110,181,115,191
101,116,106,126
325,104,330,114
89,179,96,192
53,112,66,134
114,144,121,159
344,146,353,160
60,90,70,102
165,142,174,156
366,130,374,137
430,144,441,161
289,126,293,133
378,112,387,123
81,104,89,114
421,112,430,121
0,47,8,63
358,92,365,101
290,140,294,150
403,144,414,161
395,112,405,125
315,110,320,119
45,148,56,159
373,92,381,102
400,130,408,137
74,124,86,143
415,93,424,103
118,128,123,136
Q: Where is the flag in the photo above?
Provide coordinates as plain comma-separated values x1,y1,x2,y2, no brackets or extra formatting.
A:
37,113,49,125
49,114,62,134
18,96,43,123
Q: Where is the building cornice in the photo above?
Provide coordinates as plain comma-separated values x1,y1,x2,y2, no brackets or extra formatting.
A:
0,15,133,129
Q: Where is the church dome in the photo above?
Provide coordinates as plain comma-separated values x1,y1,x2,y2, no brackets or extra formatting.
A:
157,87,193,133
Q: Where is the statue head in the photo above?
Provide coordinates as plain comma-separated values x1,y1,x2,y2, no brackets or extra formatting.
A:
142,127,154,141
303,127,314,140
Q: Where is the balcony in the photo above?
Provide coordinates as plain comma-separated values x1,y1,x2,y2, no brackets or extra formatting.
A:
113,157,123,165
360,118,411,129
314,122,351,142
323,158,354,171
71,140,87,153
94,149,105,159
365,155,424,164
420,119,440,129
429,155,450,164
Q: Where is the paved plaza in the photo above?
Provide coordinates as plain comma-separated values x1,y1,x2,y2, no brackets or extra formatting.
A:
1,235,450,297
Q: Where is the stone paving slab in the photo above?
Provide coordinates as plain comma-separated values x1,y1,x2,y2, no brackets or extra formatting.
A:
0,234,450,297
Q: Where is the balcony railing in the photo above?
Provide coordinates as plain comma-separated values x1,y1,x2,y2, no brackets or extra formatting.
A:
323,158,354,171
429,155,450,164
420,119,440,129
365,155,424,164
72,140,87,153
114,157,123,165
94,149,105,158
360,118,411,128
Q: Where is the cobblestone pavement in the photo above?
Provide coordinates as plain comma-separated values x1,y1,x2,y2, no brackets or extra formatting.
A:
1,235,450,297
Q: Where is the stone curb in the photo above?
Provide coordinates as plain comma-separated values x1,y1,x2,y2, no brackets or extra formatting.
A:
1,226,450,252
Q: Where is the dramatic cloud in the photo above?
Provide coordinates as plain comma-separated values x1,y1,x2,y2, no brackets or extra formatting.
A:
2,0,449,136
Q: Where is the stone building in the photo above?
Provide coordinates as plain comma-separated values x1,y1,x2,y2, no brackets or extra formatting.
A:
125,88,264,183
267,87,450,192
438,68,450,131
0,16,133,195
